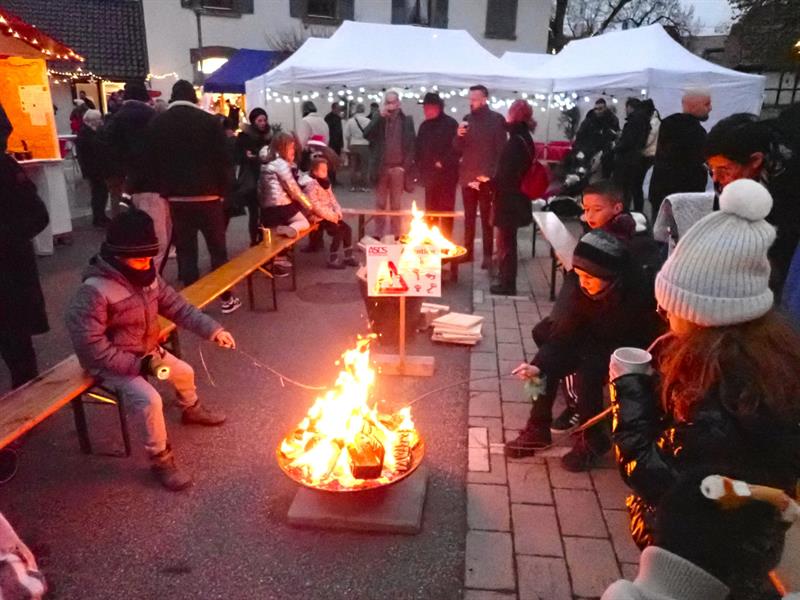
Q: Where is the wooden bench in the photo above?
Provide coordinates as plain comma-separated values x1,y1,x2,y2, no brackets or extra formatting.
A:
0,225,317,456
531,212,579,301
341,207,464,241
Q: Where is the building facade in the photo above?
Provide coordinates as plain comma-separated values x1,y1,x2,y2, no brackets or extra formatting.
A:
143,0,551,94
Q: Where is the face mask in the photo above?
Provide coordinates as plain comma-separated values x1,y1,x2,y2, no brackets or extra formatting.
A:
104,253,157,288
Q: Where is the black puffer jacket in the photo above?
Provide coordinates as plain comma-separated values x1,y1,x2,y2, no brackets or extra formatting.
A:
611,372,800,549
101,99,157,193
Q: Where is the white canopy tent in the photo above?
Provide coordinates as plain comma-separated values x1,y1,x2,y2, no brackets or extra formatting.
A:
526,24,765,127
500,51,554,73
246,20,545,96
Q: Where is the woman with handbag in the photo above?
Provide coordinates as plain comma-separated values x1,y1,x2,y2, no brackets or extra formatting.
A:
236,108,272,245
491,99,541,296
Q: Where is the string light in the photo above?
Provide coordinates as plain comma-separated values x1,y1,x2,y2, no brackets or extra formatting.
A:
0,12,84,62
147,71,179,81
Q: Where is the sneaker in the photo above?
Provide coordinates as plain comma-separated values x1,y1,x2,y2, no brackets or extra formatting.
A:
150,448,192,491
327,258,345,270
550,406,580,433
182,402,226,426
220,296,242,314
560,433,611,472
0,449,18,484
275,225,298,238
504,424,552,458
271,264,291,278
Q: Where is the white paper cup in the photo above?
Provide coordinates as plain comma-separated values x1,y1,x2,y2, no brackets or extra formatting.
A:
611,347,652,375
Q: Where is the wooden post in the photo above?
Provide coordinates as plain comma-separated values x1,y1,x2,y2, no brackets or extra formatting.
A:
399,295,406,367
372,294,434,377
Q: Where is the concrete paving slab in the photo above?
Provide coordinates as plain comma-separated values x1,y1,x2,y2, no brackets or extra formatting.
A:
287,467,429,534
512,504,563,557
507,462,552,505
468,454,508,485
546,459,593,490
465,531,516,591
467,484,511,531
469,391,502,417
516,556,572,600
553,488,607,538
604,509,641,564
563,537,620,598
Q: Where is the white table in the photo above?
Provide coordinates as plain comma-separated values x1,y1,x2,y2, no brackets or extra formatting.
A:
19,158,72,255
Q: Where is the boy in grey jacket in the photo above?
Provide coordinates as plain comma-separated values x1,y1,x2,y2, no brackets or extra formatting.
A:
66,209,236,491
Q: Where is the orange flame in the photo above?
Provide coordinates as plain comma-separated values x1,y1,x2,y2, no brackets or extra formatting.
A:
278,337,419,490
401,201,458,255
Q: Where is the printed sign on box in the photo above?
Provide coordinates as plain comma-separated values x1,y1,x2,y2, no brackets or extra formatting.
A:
366,244,441,297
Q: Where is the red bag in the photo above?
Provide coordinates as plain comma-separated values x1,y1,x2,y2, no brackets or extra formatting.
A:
519,137,550,199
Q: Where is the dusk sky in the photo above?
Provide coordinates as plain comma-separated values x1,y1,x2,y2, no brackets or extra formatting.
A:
684,0,735,32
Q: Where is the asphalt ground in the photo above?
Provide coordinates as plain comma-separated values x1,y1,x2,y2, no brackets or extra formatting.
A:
1,187,473,599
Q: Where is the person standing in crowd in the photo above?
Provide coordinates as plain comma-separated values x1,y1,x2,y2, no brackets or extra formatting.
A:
75,109,110,227
363,90,416,239
147,80,240,314
236,108,272,246
491,99,536,296
0,104,49,390
415,92,459,239
507,230,664,471
324,103,344,185
344,103,371,192
66,209,236,491
454,84,507,269
102,81,170,269
69,100,88,135
611,179,800,550
613,98,652,212
648,89,712,221
297,101,329,149
704,112,800,302
78,90,96,111
575,98,620,152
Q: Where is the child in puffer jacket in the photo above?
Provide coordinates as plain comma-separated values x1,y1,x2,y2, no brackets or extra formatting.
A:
258,132,312,238
66,209,236,492
301,157,358,269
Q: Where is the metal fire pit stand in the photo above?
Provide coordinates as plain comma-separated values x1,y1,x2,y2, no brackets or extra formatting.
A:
372,296,435,377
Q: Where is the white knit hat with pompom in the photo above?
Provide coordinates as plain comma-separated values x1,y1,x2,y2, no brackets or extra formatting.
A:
655,179,775,326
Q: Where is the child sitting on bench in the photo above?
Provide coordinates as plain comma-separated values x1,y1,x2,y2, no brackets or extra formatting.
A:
258,132,313,238
301,157,358,269
66,209,236,491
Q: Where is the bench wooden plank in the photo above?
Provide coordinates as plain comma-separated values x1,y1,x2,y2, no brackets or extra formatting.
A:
0,355,93,449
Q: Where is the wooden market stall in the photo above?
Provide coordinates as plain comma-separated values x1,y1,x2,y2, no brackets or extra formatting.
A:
0,8,83,253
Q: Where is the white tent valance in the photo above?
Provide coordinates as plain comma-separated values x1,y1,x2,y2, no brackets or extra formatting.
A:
500,51,554,73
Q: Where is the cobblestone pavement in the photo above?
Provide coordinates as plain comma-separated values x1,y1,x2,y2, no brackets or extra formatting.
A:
463,226,641,600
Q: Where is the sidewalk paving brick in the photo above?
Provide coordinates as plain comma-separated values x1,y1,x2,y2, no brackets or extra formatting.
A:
465,531,516,591
512,504,563,557
469,417,504,444
500,380,532,404
554,488,608,538
470,392,502,418
507,462,552,505
471,353,499,373
468,454,508,485
471,372,501,393
468,484,511,531
563,537,620,598
547,460,593,490
496,328,522,343
591,468,630,510
516,556,572,600
497,343,525,362
502,402,532,431
604,509,642,564
464,591,517,600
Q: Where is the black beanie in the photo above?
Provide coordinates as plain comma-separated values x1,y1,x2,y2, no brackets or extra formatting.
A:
124,80,150,102
571,229,628,280
102,208,159,258
248,107,267,123
170,79,198,104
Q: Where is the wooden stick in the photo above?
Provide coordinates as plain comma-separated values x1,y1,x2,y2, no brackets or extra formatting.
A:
399,296,406,367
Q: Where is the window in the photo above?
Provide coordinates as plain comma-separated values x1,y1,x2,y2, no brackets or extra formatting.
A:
289,0,354,24
485,0,517,40
180,0,254,16
392,0,448,27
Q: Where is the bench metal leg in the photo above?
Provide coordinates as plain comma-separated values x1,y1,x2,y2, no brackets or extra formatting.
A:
71,397,92,455
549,247,557,301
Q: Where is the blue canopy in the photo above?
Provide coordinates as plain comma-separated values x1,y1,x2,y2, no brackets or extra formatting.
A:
203,49,283,94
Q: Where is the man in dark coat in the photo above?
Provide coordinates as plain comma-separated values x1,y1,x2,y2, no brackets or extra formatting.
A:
0,105,49,390
575,98,620,157
324,103,344,186
613,98,651,211
415,93,459,239
75,109,110,226
648,89,712,221
453,85,507,269
363,90,416,238
147,80,240,313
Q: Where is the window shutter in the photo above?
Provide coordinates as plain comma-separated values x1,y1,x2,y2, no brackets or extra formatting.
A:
238,0,254,13
485,0,517,40
339,0,355,20
289,0,307,18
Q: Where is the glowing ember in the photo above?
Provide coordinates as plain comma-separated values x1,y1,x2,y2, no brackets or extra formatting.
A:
277,337,422,491
400,201,460,257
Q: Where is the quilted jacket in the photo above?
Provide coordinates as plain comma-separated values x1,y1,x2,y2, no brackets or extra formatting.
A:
257,156,312,211
299,175,341,224
66,256,221,377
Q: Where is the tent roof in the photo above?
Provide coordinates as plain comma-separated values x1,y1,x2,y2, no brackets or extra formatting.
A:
500,51,554,72
204,48,284,94
0,7,83,62
255,21,543,92
532,24,763,92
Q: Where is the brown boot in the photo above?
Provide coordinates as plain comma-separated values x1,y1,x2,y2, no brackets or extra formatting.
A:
182,402,226,426
150,447,192,491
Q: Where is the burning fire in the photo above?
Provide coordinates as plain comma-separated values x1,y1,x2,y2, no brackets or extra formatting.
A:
401,201,459,256
278,338,421,491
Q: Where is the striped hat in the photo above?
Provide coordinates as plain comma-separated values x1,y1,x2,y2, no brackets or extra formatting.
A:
655,179,775,326
101,208,159,258
572,229,629,280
